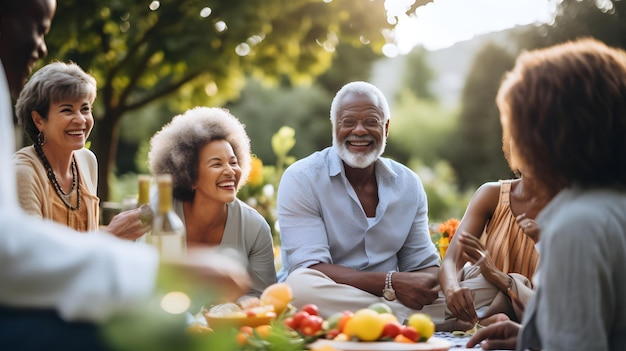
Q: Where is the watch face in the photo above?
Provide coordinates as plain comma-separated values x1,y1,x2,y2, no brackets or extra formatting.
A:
383,289,396,301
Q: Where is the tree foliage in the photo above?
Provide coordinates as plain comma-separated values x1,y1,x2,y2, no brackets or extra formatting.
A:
404,47,436,100
445,42,515,189
45,0,410,200
224,42,382,165
446,0,626,190
226,79,331,165
518,0,626,51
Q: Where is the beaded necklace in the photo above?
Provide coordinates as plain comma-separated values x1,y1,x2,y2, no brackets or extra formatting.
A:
33,143,81,211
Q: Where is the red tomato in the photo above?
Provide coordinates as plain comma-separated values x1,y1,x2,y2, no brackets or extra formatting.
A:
291,310,311,329
300,303,319,316
246,310,256,317
381,321,403,339
325,328,341,340
299,315,324,336
283,317,297,330
400,325,420,342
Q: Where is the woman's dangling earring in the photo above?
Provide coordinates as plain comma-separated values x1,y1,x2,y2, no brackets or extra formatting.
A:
36,132,45,146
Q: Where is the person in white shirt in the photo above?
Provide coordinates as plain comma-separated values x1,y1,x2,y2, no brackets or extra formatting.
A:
277,81,441,322
0,1,250,350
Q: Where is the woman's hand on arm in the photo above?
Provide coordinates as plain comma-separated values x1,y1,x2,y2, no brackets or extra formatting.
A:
516,213,541,243
456,232,511,292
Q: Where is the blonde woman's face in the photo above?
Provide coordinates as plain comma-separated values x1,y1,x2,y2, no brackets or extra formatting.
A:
194,139,241,204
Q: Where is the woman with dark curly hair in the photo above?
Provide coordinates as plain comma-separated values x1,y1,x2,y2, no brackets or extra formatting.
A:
467,38,626,351
148,106,277,301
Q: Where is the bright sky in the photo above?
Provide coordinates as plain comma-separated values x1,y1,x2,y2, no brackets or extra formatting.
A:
384,0,559,55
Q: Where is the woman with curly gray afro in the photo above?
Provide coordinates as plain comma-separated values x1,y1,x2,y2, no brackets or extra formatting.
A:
148,106,252,201
148,106,277,301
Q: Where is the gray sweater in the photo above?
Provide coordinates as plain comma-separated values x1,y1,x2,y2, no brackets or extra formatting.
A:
519,187,626,351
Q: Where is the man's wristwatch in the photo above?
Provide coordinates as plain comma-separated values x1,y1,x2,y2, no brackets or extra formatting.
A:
382,271,396,301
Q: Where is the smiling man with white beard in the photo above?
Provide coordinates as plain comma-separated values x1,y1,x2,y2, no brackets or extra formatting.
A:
276,81,443,324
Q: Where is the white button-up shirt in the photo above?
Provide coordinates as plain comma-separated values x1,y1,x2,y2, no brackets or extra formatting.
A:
277,147,439,281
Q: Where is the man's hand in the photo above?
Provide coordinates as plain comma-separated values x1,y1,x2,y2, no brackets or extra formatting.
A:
159,246,251,303
466,320,521,350
393,267,439,310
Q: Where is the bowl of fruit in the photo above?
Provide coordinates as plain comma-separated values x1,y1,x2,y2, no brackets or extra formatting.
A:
204,283,293,328
204,303,277,328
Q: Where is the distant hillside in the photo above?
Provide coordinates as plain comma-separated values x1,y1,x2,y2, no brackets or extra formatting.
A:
371,27,524,107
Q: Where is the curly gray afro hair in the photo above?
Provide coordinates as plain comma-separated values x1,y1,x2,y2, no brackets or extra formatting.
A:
148,106,251,201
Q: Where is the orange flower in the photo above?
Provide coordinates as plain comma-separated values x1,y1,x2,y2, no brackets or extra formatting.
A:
438,218,460,239
247,155,264,186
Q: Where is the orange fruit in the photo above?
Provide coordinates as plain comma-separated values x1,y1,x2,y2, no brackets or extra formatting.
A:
239,325,254,336
235,332,248,346
254,324,272,339
260,283,293,315
394,334,416,343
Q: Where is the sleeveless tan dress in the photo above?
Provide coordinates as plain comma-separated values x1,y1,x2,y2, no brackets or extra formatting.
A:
480,179,539,280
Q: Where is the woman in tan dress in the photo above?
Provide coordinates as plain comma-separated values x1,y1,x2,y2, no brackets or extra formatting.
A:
438,125,557,329
13,61,146,239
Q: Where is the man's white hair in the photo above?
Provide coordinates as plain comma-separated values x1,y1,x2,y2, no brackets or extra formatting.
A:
329,81,391,129
329,81,390,168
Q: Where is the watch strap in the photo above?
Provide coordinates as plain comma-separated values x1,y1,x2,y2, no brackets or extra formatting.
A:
385,271,395,290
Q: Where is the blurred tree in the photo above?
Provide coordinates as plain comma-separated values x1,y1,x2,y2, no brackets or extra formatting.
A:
44,0,420,200
403,46,436,100
444,0,626,191
445,42,516,190
517,0,626,51
226,80,331,164
315,43,381,95
387,88,456,166
226,43,381,164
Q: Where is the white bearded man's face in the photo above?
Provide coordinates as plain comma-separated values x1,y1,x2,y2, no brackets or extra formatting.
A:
333,134,385,168
332,92,387,169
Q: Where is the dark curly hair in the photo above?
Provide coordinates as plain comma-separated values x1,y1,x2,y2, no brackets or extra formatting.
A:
497,38,626,192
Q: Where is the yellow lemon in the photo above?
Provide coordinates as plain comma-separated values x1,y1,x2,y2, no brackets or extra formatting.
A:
343,309,385,341
407,313,435,342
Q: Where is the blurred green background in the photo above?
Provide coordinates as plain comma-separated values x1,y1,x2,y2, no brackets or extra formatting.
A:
24,0,626,228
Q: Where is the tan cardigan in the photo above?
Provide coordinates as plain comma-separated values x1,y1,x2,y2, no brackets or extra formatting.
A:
13,146,100,231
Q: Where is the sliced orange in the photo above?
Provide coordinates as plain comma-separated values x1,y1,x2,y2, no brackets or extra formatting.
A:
260,283,293,315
